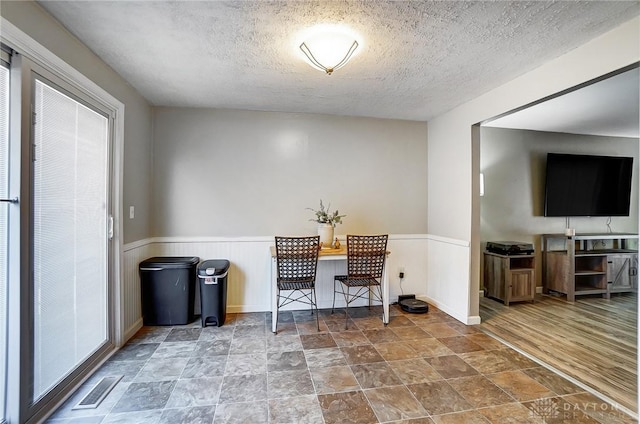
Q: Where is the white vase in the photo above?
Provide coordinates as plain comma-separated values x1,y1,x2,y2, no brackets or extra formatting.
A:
317,223,334,249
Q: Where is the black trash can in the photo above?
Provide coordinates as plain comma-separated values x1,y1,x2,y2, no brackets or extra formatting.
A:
198,259,230,327
139,256,200,325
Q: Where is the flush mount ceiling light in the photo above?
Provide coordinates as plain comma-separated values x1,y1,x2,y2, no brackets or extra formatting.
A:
299,27,359,75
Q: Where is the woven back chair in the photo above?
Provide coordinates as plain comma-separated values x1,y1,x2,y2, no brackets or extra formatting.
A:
333,234,388,329
274,236,320,334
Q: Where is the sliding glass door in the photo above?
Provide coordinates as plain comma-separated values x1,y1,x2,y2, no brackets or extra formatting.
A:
0,37,121,423
31,75,111,401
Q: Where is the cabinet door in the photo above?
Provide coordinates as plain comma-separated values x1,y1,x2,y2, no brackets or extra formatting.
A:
484,254,506,300
510,269,535,301
608,255,635,290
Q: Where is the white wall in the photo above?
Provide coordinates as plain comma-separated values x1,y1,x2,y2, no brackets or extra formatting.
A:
481,127,639,287
426,17,640,323
147,109,431,327
0,1,154,244
152,108,428,237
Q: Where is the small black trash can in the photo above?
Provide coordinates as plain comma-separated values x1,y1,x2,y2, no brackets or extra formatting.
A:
139,256,200,325
198,259,230,327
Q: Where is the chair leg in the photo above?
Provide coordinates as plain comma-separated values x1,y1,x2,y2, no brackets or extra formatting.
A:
312,288,320,331
310,288,314,316
375,285,385,323
332,279,337,314
343,284,350,330
275,288,280,334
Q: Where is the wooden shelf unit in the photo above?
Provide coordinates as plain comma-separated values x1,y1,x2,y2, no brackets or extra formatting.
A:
542,233,638,302
483,251,535,305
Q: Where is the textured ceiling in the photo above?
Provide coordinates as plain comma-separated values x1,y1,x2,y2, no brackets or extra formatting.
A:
38,1,639,122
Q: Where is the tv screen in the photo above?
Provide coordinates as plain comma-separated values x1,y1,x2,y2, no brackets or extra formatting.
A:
544,153,633,217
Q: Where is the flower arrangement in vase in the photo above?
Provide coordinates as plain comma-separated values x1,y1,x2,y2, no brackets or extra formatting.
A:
308,200,346,249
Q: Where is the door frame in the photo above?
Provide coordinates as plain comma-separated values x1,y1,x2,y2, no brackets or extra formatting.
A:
1,18,125,424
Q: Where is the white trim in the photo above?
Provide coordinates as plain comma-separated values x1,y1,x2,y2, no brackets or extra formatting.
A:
227,304,273,314
150,236,274,244
425,234,470,247
123,318,143,343
387,234,430,240
113,113,124,345
125,233,432,249
123,238,152,252
418,294,480,325
466,315,481,325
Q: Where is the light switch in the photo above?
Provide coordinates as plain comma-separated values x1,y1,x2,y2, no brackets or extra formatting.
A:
129,206,135,219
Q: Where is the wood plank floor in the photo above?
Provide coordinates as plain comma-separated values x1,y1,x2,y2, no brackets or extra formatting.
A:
480,292,638,415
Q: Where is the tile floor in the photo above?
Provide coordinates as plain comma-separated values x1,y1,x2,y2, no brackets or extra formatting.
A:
47,304,635,424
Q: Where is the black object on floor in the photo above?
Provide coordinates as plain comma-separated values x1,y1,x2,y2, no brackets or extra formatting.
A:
198,259,231,327
399,297,429,314
139,256,200,325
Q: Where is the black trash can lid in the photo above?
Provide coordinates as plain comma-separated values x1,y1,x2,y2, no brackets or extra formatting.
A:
140,256,200,269
198,259,230,277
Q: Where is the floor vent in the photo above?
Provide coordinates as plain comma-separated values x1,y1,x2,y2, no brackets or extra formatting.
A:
72,375,122,410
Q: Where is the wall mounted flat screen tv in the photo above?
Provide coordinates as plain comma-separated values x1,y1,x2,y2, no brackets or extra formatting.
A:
544,153,633,217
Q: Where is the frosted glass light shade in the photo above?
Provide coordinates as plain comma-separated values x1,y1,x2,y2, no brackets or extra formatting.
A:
300,31,358,75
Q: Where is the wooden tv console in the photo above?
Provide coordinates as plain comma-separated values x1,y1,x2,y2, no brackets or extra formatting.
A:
542,233,638,302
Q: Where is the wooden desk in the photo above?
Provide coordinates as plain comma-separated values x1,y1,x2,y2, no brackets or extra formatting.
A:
269,246,390,333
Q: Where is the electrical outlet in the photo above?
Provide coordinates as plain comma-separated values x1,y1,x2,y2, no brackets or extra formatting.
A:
129,206,135,219
398,266,405,279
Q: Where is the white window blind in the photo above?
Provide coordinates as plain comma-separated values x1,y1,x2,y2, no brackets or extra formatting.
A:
32,78,109,400
0,59,9,421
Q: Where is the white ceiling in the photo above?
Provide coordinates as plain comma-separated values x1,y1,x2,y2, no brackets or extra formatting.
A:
38,1,639,127
485,67,640,138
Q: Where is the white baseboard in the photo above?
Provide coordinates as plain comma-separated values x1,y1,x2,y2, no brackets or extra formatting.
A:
123,318,143,346
466,315,481,325
418,295,480,325
228,304,275,314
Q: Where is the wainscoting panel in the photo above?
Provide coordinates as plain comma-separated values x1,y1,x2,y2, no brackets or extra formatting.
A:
121,241,155,342
121,235,432,340
425,235,474,324
153,238,273,314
